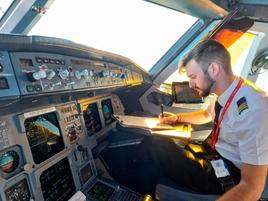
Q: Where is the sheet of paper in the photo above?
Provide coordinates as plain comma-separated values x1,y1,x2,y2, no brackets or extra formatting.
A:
151,129,191,138
113,115,174,130
113,115,191,139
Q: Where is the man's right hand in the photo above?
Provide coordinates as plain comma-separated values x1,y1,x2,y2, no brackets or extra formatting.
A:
159,112,178,125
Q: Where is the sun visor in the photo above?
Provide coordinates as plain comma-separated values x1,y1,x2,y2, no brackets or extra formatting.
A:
213,17,254,48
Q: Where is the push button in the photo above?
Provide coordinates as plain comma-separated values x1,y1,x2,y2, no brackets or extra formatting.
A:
34,85,42,91
36,57,43,63
26,85,34,92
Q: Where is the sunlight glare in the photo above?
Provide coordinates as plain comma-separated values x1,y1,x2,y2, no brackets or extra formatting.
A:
29,0,197,71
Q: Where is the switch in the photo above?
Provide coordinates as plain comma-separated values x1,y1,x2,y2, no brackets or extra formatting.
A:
0,64,3,73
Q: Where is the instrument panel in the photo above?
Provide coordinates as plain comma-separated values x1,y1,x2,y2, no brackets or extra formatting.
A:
9,52,143,96
0,34,145,201
0,94,126,201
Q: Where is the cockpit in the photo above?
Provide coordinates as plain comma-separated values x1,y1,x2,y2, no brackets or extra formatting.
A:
0,0,268,201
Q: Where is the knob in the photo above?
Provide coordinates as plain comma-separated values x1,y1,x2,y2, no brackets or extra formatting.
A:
24,163,33,171
26,70,47,82
81,69,89,78
89,70,94,76
0,64,3,73
98,71,105,78
120,73,126,79
46,70,56,80
68,66,74,77
39,69,47,79
68,66,73,73
32,72,41,81
110,71,114,77
58,69,69,80
75,71,81,80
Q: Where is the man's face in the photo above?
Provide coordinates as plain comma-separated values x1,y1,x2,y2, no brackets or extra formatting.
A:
185,59,215,97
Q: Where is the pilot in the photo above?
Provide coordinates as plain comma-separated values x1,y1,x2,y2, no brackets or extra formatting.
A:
145,39,268,200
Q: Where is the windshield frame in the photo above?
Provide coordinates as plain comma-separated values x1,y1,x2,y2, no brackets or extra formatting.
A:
27,0,198,73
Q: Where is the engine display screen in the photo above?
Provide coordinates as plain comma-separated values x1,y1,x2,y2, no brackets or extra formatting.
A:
101,99,115,125
40,158,75,201
87,182,115,201
83,102,102,136
24,112,64,164
5,178,31,201
79,162,93,186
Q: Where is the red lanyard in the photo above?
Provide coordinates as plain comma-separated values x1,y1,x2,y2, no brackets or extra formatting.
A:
211,78,244,150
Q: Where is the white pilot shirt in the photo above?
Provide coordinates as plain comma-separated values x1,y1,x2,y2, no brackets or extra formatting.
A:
212,78,268,168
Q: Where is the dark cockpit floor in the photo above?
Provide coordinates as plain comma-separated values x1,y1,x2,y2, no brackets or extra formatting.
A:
100,138,163,196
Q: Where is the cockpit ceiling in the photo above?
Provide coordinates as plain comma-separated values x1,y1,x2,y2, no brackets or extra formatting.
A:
145,0,268,22
144,0,228,19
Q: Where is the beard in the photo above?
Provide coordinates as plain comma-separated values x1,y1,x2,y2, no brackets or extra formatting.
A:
195,73,215,97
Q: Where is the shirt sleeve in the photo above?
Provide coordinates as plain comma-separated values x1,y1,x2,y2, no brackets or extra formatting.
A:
238,107,268,165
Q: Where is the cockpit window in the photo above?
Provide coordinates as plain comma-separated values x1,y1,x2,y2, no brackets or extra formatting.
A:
163,29,259,85
214,28,257,76
161,28,261,94
0,0,15,20
28,0,197,72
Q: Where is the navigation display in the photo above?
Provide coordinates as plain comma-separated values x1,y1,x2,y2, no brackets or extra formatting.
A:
40,158,75,201
83,102,102,136
101,99,115,125
24,112,64,164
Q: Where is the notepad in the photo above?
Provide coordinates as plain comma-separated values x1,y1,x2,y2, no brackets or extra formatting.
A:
113,115,191,139
113,115,173,130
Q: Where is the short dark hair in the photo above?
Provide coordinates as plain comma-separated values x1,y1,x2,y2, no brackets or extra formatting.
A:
181,39,231,74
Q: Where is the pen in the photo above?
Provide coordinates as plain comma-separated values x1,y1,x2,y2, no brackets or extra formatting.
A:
161,104,164,118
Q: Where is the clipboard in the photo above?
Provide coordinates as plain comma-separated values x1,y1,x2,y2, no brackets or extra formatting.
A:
113,115,191,139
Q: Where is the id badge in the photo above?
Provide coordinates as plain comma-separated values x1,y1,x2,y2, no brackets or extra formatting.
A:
211,158,230,178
